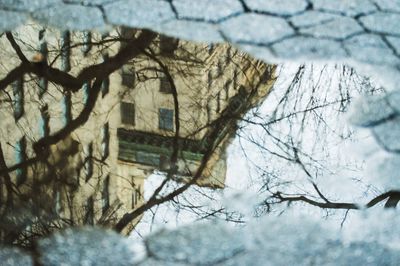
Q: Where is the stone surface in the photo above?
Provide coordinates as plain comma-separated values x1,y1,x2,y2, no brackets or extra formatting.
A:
104,0,175,29
238,44,277,64
32,3,105,30
367,154,400,189
64,0,116,5
173,0,243,22
272,37,347,61
290,11,340,28
372,116,400,152
359,12,400,35
347,93,396,127
0,10,28,31
375,0,400,13
145,222,245,265
0,0,59,12
311,0,377,16
37,227,137,266
386,91,400,113
141,214,400,265
154,20,223,43
220,14,294,44
299,16,363,40
345,35,400,66
0,247,33,266
386,36,400,55
244,0,308,15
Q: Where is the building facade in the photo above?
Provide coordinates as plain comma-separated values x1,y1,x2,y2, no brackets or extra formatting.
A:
0,24,275,242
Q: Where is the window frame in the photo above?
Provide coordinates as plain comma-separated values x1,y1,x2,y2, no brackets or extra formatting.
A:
158,108,174,131
120,102,135,126
159,75,172,93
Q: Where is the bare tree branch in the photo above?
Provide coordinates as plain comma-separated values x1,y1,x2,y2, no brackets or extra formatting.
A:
6,32,29,63
0,30,156,92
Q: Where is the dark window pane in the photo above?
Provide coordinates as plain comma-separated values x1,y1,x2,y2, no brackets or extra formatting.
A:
101,53,110,97
160,75,172,93
39,40,48,57
132,183,142,209
160,36,178,55
216,91,221,113
101,123,109,160
82,82,90,104
38,77,48,98
101,77,110,97
84,143,93,182
60,31,70,72
102,175,110,214
12,77,24,121
40,104,50,137
136,151,160,166
84,196,94,225
15,137,27,186
159,154,170,171
62,91,72,125
54,190,61,214
208,44,214,55
81,31,92,55
38,29,48,66
224,80,231,100
159,108,173,131
121,102,135,125
131,188,136,209
136,185,141,204
121,65,135,87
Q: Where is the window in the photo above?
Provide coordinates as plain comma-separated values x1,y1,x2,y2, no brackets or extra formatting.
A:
159,154,171,171
217,59,223,76
216,91,221,113
159,108,174,131
38,77,48,98
225,47,231,64
40,104,50,137
207,71,213,90
60,31,70,72
121,102,135,125
136,151,160,166
101,77,110,97
81,31,92,55
121,65,135,87
38,30,48,97
102,175,110,214
233,69,238,89
208,44,214,55
0,179,3,205
224,80,231,100
131,182,141,209
15,137,27,186
101,123,109,160
84,143,93,182
159,75,172,93
160,36,179,55
39,32,48,56
54,190,61,214
82,82,89,104
12,77,24,121
101,53,110,97
62,91,72,125
84,196,94,225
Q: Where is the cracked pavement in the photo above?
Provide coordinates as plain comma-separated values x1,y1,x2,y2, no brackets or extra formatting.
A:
1,1,400,265
0,0,399,89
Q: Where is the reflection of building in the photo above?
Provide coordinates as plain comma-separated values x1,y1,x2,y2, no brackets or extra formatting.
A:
0,25,275,239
